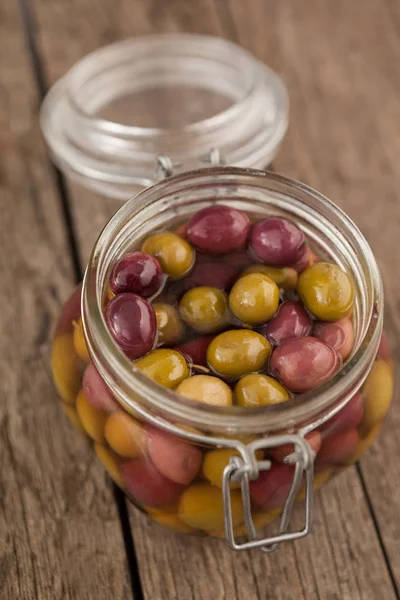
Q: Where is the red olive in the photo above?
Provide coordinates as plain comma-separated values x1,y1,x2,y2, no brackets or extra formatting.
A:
316,429,360,466
262,301,312,346
269,336,340,393
319,392,364,435
121,458,184,508
82,363,119,413
105,293,157,359
250,217,305,266
250,463,295,510
313,317,354,360
186,205,250,254
147,427,203,485
110,251,163,297
175,335,216,367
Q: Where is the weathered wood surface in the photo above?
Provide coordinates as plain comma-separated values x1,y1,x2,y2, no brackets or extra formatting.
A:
2,0,400,598
0,1,133,598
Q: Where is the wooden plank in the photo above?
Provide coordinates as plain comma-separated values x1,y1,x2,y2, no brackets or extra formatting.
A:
30,0,400,598
227,0,400,588
0,2,133,598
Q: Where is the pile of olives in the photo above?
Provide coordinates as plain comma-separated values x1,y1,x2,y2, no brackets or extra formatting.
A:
104,205,355,406
52,205,393,537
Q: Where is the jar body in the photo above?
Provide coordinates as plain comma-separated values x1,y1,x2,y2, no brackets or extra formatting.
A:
51,169,394,540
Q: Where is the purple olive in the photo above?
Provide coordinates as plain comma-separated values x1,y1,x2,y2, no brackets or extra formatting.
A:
262,301,312,345
175,334,216,367
175,261,238,294
110,251,163,297
269,336,340,392
250,217,305,266
313,317,354,360
105,293,157,359
186,205,250,254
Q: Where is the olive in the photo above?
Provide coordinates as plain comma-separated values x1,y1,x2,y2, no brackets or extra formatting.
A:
316,429,359,467
73,316,91,362
82,363,119,413
105,293,156,359
269,336,340,393
154,303,185,345
51,333,81,404
320,392,364,435
179,286,228,333
175,374,233,406
250,217,305,266
235,374,290,407
229,273,279,325
378,329,391,361
175,334,216,367
207,330,272,378
250,463,295,510
142,232,195,279
94,443,124,488
62,403,85,434
178,483,244,531
147,426,203,485
135,348,190,389
110,251,164,296
202,448,263,489
76,390,108,443
105,411,146,458
241,265,298,291
313,317,354,360
186,205,250,254
175,261,238,293
262,301,312,345
121,458,184,508
297,262,354,321
361,359,393,433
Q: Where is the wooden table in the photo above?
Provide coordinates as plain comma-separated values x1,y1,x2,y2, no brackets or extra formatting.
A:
1,0,400,598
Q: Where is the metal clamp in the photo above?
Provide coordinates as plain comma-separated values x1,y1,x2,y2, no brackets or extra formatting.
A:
222,434,314,553
155,149,224,181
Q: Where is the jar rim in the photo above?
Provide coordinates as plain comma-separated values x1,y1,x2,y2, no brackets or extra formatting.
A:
82,167,383,435
40,34,289,200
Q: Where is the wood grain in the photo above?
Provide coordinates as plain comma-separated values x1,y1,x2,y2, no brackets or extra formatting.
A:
29,0,400,599
0,1,133,598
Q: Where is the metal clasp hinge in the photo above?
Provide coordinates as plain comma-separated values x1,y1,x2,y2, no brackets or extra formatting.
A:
155,148,224,181
222,434,314,553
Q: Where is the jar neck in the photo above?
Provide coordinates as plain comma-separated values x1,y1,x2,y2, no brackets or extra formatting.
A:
82,167,383,436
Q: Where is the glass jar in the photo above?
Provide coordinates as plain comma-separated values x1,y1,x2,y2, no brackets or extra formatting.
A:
51,168,393,552
40,35,288,200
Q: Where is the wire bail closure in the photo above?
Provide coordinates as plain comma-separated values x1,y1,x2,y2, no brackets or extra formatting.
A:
155,149,224,181
222,434,314,552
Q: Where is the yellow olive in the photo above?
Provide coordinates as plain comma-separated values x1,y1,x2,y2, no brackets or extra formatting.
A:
94,443,124,487
297,262,354,321
51,333,81,404
105,411,146,458
76,390,108,443
135,348,190,389
241,265,298,291
179,286,228,333
360,360,393,434
154,303,185,345
229,273,279,325
178,483,243,531
235,374,290,407
202,448,263,489
175,375,233,407
142,232,195,279
207,330,272,378
73,317,91,362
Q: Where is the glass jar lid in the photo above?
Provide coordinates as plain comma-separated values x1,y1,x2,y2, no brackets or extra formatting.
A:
40,34,289,199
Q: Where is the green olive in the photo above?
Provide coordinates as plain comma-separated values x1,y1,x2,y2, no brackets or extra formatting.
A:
235,374,290,407
206,330,272,378
240,265,298,291
154,303,185,345
297,262,354,321
229,273,279,325
135,349,190,389
142,232,195,280
175,375,233,406
179,286,228,333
